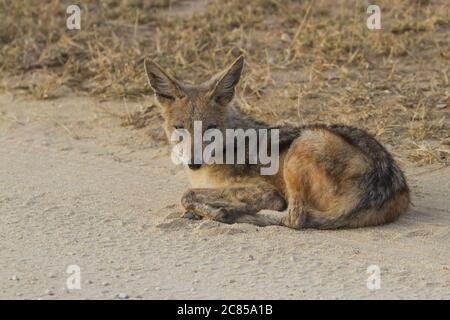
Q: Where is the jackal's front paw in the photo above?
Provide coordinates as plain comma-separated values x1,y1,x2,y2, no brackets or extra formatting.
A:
181,211,202,220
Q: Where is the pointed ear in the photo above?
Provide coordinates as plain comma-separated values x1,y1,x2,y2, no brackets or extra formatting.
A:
144,59,182,103
210,56,244,106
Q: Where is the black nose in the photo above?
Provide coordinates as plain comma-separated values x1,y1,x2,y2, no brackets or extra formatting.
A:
188,163,202,170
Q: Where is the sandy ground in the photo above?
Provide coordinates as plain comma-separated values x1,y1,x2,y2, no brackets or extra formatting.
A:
0,94,449,300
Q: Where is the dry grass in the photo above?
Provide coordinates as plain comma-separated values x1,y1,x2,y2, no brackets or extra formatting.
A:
0,0,449,164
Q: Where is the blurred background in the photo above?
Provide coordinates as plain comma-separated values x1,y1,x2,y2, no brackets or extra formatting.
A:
0,0,449,164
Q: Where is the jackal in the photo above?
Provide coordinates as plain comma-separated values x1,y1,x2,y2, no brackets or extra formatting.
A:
144,56,410,229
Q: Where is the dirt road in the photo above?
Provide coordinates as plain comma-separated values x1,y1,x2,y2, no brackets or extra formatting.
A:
0,94,449,299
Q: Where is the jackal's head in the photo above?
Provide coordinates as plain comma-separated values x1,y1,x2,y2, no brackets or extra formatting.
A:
144,56,244,170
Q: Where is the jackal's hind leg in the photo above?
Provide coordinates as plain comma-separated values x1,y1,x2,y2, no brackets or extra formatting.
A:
281,197,308,229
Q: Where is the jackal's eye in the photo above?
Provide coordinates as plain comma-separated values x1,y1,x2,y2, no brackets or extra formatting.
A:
206,124,217,130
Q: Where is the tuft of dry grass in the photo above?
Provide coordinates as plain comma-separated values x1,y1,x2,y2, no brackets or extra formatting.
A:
0,0,449,165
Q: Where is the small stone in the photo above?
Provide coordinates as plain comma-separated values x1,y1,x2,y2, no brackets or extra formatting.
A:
48,273,56,279
247,255,255,261
230,47,242,57
102,281,110,287
117,293,129,300
281,33,291,42
155,286,161,291
45,289,54,296
85,280,93,285
385,144,393,152
289,255,296,262
10,275,19,281
436,103,447,109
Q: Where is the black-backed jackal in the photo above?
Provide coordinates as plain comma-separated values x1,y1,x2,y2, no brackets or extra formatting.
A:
144,56,410,229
